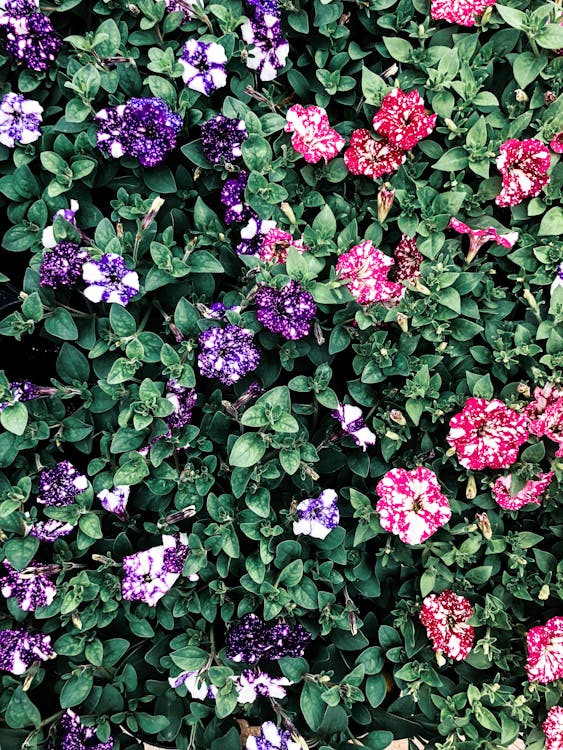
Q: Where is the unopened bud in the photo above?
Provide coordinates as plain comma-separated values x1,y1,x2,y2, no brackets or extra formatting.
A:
314,321,325,345
116,222,124,239
301,463,320,481
418,23,425,37
517,383,531,397
481,5,493,23
444,118,457,132
538,584,550,600
389,409,406,426
348,611,358,636
280,202,297,225
466,475,477,500
164,506,197,525
435,651,446,668
523,288,538,309
514,89,529,103
72,612,83,629
382,63,398,80
141,196,165,230
544,91,557,105
377,184,395,223
476,512,492,540
437,342,448,351
385,430,400,441
396,312,409,333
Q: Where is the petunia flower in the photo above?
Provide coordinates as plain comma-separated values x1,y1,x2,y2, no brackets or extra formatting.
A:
284,104,345,164
419,590,474,661
39,242,90,289
526,616,563,684
526,386,563,457
82,253,139,306
448,217,519,262
241,14,289,81
42,199,80,249
59,710,113,750
336,240,405,305
0,560,57,611
430,0,495,26
37,461,88,507
492,472,554,510
371,88,436,150
237,216,276,256
169,669,218,699
543,706,563,750
197,325,260,385
246,722,302,750
495,138,551,207
97,485,130,521
28,519,74,542
393,235,423,283
233,669,292,703
550,132,563,153
255,280,316,340
4,13,62,71
179,39,227,95
201,114,248,164
226,613,311,663
0,629,56,674
293,489,339,540
259,227,308,264
344,129,406,180
332,402,376,451
121,533,191,606
0,92,42,148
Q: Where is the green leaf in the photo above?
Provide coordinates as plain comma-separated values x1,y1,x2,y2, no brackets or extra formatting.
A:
0,402,28,435
114,456,149,485
44,307,79,340
170,646,209,671
365,674,387,708
361,67,388,105
6,687,41,728
229,433,266,468
471,373,494,399
513,52,547,89
242,135,272,172
382,37,413,63
495,4,526,28
60,672,94,708
277,559,303,587
4,536,39,570
57,343,90,383
300,681,325,730
187,250,224,273
538,207,563,236
432,147,469,171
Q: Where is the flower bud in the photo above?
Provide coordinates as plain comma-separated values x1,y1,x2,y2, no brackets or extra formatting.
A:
538,584,550,601
377,184,395,222
444,118,457,132
516,383,531,397
280,202,297,225
466,475,477,500
544,91,557,105
385,430,400,441
435,651,446,668
389,409,406,426
514,89,529,103
476,512,492,540
481,5,493,23
141,196,165,230
396,312,409,332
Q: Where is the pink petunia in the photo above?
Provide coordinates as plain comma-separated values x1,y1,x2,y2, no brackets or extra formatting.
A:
495,138,551,207
344,129,406,180
375,467,452,545
527,394,563,457
430,0,496,26
259,227,308,264
447,397,529,470
526,616,563,684
285,104,345,164
550,133,563,154
393,234,423,282
492,472,554,510
543,706,563,750
336,240,405,305
371,88,436,150
448,217,518,262
419,590,474,661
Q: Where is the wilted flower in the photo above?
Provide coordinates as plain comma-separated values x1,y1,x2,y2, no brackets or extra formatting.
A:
495,138,551,207
201,114,248,165
179,39,227,95
335,240,405,305
0,92,42,148
169,669,218,699
492,472,554,510
0,560,57,611
371,88,436,150
526,616,563,684
234,669,292,703
39,242,90,289
59,710,113,750
0,380,51,411
97,485,130,521
448,217,519,262
165,379,197,430
344,130,406,180
246,722,301,750
198,325,260,385
121,533,190,606
226,613,311,663
95,97,182,167
37,461,88,507
255,280,316,340
4,13,62,71
284,104,345,164
259,228,308,264
0,629,55,674
543,706,563,750
419,590,474,661
446,397,529,470
28,519,74,542
430,0,496,26
332,402,376,451
377,184,395,222
241,14,289,81
42,199,80,248
376,467,452,545
82,253,139,306
293,489,339,540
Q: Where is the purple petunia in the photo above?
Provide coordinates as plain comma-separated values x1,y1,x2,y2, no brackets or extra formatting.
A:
42,199,79,249
4,13,62,71
237,215,276,256
226,613,311,664
198,325,260,385
233,669,292,703
97,485,130,521
121,533,190,606
255,280,316,340
0,560,57,611
221,171,251,224
28,519,74,542
179,39,227,95
241,14,289,81
0,629,55,674
201,114,248,165
293,489,339,540
37,461,88,507
39,242,90,290
59,710,113,750
332,402,376,451
0,380,49,412
246,722,301,750
0,0,38,21
165,379,197,430
82,253,139,306
95,97,182,167
0,92,42,148
169,669,218,699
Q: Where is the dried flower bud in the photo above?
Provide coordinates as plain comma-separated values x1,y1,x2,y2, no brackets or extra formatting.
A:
544,91,557,105
466,475,477,500
476,512,492,540
516,383,531,397
396,312,409,333
538,584,550,600
389,409,406,426
514,89,529,103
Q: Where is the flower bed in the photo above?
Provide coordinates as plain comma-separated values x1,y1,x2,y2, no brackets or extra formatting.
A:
0,0,562,749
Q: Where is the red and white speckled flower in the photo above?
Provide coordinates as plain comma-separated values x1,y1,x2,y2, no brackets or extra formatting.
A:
375,467,452,545
448,218,519,262
495,138,551,207
259,228,308,264
285,104,345,164
371,88,436,150
526,616,563,684
447,397,529,470
336,240,405,305
430,0,495,26
393,234,423,283
543,706,563,750
527,390,563,457
525,382,563,422
492,472,554,510
419,590,474,661
550,133,563,154
344,130,406,180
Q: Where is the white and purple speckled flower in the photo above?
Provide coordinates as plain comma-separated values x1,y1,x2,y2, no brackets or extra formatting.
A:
201,114,248,165
237,215,276,256
179,39,227,95
42,199,79,248
82,253,139,306
37,461,88,507
198,325,260,385
0,92,42,148
332,403,376,451
97,485,130,521
165,379,197,430
0,0,38,23
4,12,62,71
241,14,289,81
0,629,55,674
169,669,218,699
28,518,74,542
246,722,301,750
0,560,57,611
59,710,113,750
233,669,292,703
40,241,90,290
122,533,190,606
293,489,339,540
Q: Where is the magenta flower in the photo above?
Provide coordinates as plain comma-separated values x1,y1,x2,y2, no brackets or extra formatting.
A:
526,388,563,457
492,472,554,510
285,104,345,164
495,138,551,207
430,0,495,26
448,218,518,262
259,227,308,264
344,130,406,180
393,235,423,283
419,590,474,661
526,616,563,684
550,132,563,154
336,240,405,305
371,88,436,150
543,706,563,750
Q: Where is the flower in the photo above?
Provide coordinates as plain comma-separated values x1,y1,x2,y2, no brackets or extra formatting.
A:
446,397,529,470
376,467,452,545
233,669,292,703
258,228,308,264
393,235,423,283
543,706,563,750
39,242,90,289
165,379,197,430
448,218,519,262
293,489,339,540
241,14,289,82
82,253,140,306
550,133,563,154
164,0,203,21
0,560,57,611
179,39,227,95
95,97,182,167
419,590,474,661
255,280,316,340
495,138,551,207
237,216,276,256
371,88,436,150
552,263,563,296
377,184,395,222
344,130,406,179
221,171,249,224
246,721,301,750
0,629,55,674
0,0,38,22
526,616,563,684
59,710,113,750
169,669,218,699
246,0,281,17
0,92,42,148
226,613,311,663
198,325,260,385
332,402,376,451
284,104,345,164
526,386,563,456
430,0,495,26
42,199,80,248
335,240,405,305
0,380,41,411
37,461,88,507
121,533,190,606
492,472,554,510
28,519,74,542
97,485,130,521
4,13,62,71
201,114,248,165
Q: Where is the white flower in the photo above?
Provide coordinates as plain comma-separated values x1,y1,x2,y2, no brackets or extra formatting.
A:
293,489,339,540
0,92,43,148
97,485,130,520
233,670,292,703
169,670,217,700
42,199,79,248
